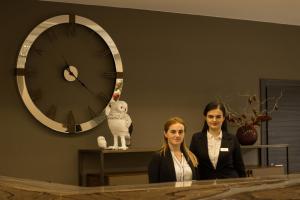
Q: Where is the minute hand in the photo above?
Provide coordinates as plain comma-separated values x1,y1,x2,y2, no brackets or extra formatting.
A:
66,67,95,96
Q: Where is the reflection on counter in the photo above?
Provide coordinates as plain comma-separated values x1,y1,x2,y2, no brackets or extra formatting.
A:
1,174,300,199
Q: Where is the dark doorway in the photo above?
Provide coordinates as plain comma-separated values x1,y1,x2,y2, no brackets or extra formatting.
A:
260,79,300,173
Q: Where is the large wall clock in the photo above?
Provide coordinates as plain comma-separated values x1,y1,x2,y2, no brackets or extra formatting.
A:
16,14,123,134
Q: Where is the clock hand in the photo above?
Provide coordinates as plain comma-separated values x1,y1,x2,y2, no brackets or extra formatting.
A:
63,64,111,103
65,66,95,96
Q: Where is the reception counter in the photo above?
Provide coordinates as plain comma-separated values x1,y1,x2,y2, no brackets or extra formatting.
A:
0,174,300,199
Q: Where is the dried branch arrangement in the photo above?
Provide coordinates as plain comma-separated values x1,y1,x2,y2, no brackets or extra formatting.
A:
224,91,283,128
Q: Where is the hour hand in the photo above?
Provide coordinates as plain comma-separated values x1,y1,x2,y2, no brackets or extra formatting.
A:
63,66,94,95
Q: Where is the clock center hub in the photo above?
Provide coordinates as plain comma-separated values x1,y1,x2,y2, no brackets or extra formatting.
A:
64,65,78,82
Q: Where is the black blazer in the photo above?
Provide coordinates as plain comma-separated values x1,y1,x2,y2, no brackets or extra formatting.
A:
148,148,198,183
190,131,246,180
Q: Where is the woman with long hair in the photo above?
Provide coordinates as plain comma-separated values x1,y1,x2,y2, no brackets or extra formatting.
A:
190,101,246,180
148,117,198,183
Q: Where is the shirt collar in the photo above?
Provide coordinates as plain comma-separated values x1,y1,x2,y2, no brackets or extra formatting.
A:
207,130,222,140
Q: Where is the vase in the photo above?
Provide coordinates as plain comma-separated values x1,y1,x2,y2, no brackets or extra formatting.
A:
236,125,257,145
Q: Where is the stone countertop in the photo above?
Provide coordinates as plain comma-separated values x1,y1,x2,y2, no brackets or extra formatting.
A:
1,174,300,199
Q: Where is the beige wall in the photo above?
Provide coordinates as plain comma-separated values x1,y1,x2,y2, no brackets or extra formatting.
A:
1,1,300,185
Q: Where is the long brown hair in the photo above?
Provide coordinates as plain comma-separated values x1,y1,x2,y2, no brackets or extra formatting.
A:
160,117,198,167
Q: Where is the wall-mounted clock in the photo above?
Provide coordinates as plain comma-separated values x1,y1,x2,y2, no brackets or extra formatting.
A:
16,14,123,134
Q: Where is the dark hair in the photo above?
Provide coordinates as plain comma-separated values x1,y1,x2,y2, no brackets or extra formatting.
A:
201,101,228,133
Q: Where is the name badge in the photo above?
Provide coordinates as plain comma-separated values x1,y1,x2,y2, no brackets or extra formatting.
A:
220,148,229,152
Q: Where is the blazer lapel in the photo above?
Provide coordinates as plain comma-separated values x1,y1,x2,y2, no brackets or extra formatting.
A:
199,132,215,169
165,149,176,179
201,132,209,160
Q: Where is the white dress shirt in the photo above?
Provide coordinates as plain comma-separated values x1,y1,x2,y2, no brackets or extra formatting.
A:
171,151,193,181
207,131,222,169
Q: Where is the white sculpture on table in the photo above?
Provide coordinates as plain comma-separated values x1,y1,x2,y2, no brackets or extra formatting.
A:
97,136,107,149
106,100,133,150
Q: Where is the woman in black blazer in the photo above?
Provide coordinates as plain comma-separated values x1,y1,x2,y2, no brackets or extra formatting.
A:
148,117,198,183
190,101,246,180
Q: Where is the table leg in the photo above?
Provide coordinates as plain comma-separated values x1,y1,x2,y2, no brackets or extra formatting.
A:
286,146,289,174
99,150,105,185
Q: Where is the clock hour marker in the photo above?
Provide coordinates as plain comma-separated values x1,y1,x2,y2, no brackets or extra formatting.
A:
30,89,42,102
15,68,35,77
66,14,76,37
75,124,82,132
97,92,110,103
103,72,124,79
66,111,76,133
100,48,112,57
69,14,75,24
45,105,57,119
32,46,44,56
15,68,27,76
46,30,57,42
66,24,76,37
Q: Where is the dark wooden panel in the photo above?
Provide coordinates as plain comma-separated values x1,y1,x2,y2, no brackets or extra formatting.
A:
264,83,300,173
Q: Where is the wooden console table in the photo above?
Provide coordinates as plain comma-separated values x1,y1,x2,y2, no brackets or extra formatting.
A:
241,144,289,174
78,148,156,186
78,145,289,186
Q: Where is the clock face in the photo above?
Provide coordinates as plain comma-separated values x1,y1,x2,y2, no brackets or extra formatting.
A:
16,15,123,133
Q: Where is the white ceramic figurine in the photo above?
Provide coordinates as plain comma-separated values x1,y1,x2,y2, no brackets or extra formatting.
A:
97,136,107,149
106,100,133,150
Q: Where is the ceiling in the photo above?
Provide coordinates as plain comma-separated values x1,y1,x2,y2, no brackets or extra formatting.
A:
43,0,300,26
